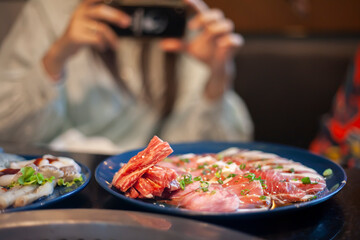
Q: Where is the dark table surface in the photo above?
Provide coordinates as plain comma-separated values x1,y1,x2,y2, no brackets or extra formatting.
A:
1,143,359,240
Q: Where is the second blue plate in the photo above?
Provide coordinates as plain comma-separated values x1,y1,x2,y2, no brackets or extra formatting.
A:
2,155,91,213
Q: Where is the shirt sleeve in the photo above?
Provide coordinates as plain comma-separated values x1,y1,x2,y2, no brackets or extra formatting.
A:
161,53,254,143
0,0,67,143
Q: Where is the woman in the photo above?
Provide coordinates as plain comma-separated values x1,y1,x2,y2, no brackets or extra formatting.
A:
0,0,253,153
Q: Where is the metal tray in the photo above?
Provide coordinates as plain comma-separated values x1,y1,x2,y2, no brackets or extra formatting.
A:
0,209,256,240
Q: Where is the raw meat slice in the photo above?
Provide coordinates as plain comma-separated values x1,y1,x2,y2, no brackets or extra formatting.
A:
157,161,187,176
173,183,240,212
169,182,201,203
290,177,326,195
134,178,163,198
125,187,140,199
143,166,178,189
225,175,264,196
112,136,173,192
252,170,306,203
238,195,271,209
225,175,270,209
124,166,180,199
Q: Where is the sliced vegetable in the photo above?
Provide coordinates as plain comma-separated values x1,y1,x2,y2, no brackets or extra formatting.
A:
239,163,246,170
193,176,202,181
57,176,83,187
200,181,209,192
301,177,311,184
323,168,333,177
179,174,193,190
180,158,190,163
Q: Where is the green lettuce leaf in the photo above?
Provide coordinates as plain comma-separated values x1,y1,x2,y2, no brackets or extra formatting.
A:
10,166,55,188
57,175,83,187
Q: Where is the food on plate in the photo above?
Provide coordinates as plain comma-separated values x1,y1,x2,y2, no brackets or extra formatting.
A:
111,136,328,212
0,155,82,209
112,136,178,198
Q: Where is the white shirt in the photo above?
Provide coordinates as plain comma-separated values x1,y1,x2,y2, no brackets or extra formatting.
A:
0,0,253,154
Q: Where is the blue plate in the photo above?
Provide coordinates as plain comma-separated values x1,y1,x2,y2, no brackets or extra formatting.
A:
95,141,347,218
2,155,91,213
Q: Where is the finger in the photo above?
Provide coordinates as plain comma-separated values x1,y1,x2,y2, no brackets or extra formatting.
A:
217,33,244,49
188,9,224,30
215,34,244,60
204,19,234,39
159,38,184,52
86,4,131,28
84,32,106,52
184,0,209,13
86,21,118,50
95,22,118,50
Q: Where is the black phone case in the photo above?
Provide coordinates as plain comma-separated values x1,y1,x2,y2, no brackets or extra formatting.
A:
108,5,186,38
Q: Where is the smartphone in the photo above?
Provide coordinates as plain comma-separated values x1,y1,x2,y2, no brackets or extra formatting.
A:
104,0,187,38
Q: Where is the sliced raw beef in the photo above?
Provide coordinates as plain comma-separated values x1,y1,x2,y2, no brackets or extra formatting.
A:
169,182,201,204
252,170,307,203
124,167,180,199
133,166,180,198
112,136,173,192
133,177,164,198
238,195,271,209
125,187,140,199
285,173,326,195
225,175,271,209
225,175,264,196
143,166,179,190
170,183,240,212
157,161,187,176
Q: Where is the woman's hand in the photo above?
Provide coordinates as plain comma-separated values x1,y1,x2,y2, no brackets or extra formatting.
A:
43,0,130,81
186,0,243,68
160,0,243,100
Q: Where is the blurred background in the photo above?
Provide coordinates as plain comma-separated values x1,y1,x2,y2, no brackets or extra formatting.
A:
1,0,359,149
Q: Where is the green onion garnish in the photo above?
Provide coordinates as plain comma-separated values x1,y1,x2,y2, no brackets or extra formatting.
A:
215,169,222,179
309,195,317,200
180,158,190,163
227,173,237,179
273,165,283,169
240,189,250,195
301,177,311,184
244,173,256,181
179,174,193,190
200,181,209,192
193,176,202,181
323,168,333,177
